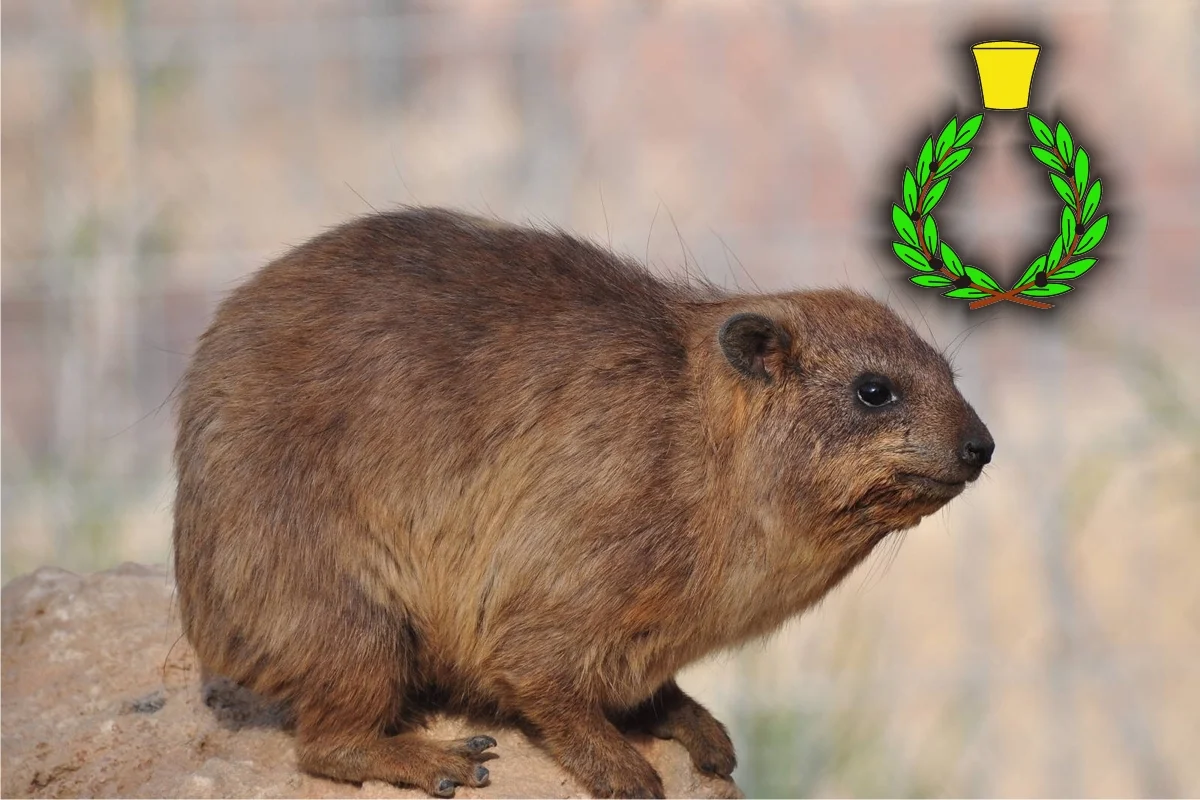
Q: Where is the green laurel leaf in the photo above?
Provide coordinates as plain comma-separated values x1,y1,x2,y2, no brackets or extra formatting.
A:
935,117,958,160
1020,283,1073,298
1029,113,1055,147
1015,255,1049,289
944,287,990,299
1055,122,1074,165
922,215,939,255
903,169,919,215
1053,258,1098,279
893,242,932,271
1048,235,1065,270
916,137,934,184
892,204,919,248
965,266,1002,291
954,114,984,147
923,178,950,213
1082,179,1103,224
912,274,952,288
1061,206,1076,247
1031,146,1066,173
933,148,971,180
1076,215,1109,254
1074,148,1090,193
939,242,965,277
1049,174,1076,208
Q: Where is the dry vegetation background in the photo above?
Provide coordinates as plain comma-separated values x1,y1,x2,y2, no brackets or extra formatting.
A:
2,0,1198,797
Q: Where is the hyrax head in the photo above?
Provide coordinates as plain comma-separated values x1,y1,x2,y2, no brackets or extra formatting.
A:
715,289,993,537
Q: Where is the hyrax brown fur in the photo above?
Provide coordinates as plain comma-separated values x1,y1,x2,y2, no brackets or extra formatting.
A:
173,207,994,798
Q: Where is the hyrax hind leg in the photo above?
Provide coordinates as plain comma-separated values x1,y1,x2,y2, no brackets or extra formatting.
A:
287,608,496,797
618,679,737,779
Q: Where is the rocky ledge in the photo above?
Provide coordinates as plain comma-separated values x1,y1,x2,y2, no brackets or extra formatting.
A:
0,564,741,799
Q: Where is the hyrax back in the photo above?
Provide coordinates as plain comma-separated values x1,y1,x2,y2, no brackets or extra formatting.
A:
173,207,993,798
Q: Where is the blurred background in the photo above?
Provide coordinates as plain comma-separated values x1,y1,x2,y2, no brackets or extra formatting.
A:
3,0,1198,796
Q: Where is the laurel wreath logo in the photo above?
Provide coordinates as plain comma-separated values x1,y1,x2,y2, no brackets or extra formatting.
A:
890,113,1109,310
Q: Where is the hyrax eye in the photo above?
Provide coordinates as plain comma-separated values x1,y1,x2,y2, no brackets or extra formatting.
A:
856,381,895,408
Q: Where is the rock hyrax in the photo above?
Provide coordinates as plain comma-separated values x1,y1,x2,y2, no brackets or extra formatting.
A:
173,207,994,798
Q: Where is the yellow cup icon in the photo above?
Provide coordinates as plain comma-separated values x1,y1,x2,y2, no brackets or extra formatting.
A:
972,41,1040,110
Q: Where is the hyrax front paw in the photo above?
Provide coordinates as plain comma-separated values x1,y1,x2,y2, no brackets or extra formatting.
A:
685,722,736,778
299,730,497,799
643,691,737,778
430,762,491,798
425,736,496,797
589,760,666,799
449,734,498,757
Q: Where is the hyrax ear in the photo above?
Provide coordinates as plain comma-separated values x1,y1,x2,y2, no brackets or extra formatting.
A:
718,312,793,383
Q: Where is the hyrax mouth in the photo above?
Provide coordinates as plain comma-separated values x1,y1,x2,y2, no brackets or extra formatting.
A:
897,472,969,500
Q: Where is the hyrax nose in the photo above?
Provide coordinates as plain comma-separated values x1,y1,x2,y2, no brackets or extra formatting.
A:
960,431,995,468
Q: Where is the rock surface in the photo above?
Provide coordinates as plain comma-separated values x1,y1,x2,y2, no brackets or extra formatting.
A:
1,564,742,799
